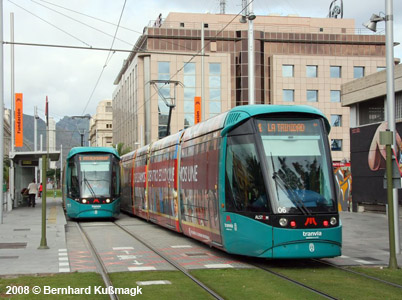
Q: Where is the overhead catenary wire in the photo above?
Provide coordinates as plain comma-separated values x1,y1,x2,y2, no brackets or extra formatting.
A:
65,0,127,149
80,0,127,117
34,0,197,53
37,0,142,35
131,0,254,120
7,0,92,47
30,0,135,47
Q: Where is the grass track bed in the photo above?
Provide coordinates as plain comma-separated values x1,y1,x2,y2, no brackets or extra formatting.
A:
0,273,107,300
270,264,402,299
190,268,323,299
110,271,214,299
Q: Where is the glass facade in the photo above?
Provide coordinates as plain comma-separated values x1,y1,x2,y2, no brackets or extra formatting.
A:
330,90,341,102
209,63,221,118
330,66,341,78
184,63,196,128
330,114,342,127
354,66,365,78
282,65,294,77
158,62,170,139
331,139,342,151
306,65,318,78
307,90,318,102
283,89,294,102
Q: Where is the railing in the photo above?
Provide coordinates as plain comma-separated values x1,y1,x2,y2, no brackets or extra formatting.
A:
147,19,385,35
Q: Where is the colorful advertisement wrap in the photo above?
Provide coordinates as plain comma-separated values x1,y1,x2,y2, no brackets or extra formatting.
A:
350,121,402,206
15,93,23,147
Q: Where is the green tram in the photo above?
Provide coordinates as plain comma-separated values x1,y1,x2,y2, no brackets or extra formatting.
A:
121,105,341,258
63,147,120,219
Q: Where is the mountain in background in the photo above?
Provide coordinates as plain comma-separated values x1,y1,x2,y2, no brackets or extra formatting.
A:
17,114,90,166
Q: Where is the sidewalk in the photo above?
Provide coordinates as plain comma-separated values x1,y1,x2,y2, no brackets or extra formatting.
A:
0,197,68,276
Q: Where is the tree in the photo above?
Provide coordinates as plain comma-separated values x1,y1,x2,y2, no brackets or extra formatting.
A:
113,143,132,156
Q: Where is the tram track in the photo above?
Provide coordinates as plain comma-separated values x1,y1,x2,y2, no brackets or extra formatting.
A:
247,260,338,300
113,221,224,300
311,258,402,289
75,222,118,300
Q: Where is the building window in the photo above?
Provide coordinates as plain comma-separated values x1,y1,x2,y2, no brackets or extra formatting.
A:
184,62,196,128
331,115,342,127
354,66,365,78
209,63,221,117
282,65,294,77
158,62,170,139
330,90,341,102
330,66,341,78
331,139,342,151
377,66,386,72
283,89,294,102
306,65,318,78
307,90,318,102
106,123,112,129
359,97,385,125
106,106,113,112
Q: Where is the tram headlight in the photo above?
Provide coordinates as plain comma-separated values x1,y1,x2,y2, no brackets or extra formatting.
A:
330,217,337,226
279,218,288,227
106,198,111,203
82,199,87,204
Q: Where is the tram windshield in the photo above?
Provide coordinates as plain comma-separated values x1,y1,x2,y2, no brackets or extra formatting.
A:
256,118,336,215
78,154,113,198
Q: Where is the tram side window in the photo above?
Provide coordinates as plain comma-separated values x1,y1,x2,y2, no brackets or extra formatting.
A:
225,135,269,212
69,162,79,197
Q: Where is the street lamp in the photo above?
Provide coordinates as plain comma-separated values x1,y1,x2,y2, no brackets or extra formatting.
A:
364,0,400,268
240,0,256,105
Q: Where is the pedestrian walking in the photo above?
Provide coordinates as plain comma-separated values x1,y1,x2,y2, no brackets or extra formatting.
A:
39,183,43,198
27,179,38,207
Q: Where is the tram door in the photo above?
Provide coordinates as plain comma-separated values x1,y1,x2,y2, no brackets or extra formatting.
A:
206,138,222,246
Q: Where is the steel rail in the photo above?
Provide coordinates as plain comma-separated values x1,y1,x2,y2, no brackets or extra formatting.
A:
113,221,224,300
312,258,402,289
252,262,338,300
76,222,118,300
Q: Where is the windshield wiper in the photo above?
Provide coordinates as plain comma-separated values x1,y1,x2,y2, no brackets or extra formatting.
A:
83,173,96,198
270,154,311,215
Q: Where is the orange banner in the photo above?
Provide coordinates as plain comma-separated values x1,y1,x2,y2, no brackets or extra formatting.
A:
194,96,201,124
15,93,23,147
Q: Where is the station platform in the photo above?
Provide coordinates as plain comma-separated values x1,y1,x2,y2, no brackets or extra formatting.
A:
0,198,401,276
0,197,68,276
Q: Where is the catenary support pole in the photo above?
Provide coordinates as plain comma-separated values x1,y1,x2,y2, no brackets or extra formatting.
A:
0,0,5,223
38,154,48,249
385,0,400,254
384,131,398,269
247,0,255,105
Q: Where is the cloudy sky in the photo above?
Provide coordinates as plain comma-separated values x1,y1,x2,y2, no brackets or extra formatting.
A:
2,0,402,121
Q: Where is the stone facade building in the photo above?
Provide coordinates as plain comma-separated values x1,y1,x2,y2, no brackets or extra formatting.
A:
89,100,113,147
113,12,387,162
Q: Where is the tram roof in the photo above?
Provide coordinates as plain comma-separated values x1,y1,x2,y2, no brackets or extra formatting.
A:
67,147,120,160
222,105,331,135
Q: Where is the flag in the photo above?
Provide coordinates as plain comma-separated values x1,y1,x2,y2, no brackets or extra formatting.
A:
15,93,23,147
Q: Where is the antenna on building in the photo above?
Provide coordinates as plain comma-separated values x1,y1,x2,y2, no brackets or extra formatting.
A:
328,0,343,19
220,0,226,14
